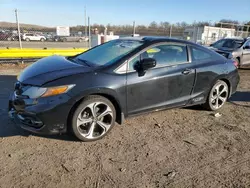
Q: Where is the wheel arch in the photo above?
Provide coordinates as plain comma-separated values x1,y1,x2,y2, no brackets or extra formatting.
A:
67,92,124,132
220,78,231,97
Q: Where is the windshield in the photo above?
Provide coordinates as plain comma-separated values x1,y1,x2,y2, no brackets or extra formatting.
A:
211,39,244,49
75,39,144,66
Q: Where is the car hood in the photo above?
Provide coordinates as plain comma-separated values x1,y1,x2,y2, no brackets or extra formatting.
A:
209,46,235,53
18,55,95,86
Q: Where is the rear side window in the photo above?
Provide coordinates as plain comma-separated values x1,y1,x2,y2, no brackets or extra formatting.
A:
191,47,212,61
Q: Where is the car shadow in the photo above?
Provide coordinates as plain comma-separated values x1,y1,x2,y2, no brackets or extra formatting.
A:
228,91,250,108
229,91,250,102
0,75,79,142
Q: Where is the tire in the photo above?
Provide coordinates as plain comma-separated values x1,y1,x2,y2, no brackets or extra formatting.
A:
25,38,30,42
78,38,83,42
203,80,229,111
40,38,45,42
71,95,116,142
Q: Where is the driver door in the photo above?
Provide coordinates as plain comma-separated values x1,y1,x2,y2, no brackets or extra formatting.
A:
126,43,196,115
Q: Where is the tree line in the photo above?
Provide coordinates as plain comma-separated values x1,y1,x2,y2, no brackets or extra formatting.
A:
71,19,250,36
2,19,250,36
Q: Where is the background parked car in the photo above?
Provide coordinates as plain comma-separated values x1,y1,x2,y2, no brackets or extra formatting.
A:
43,33,56,42
54,35,88,42
22,33,46,42
209,38,250,67
0,31,13,41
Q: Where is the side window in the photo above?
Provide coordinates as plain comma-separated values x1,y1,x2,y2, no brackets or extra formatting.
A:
245,41,250,48
128,55,140,71
191,47,212,61
149,44,188,66
128,44,188,71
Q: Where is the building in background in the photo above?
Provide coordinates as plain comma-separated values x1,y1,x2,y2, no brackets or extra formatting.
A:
184,26,236,45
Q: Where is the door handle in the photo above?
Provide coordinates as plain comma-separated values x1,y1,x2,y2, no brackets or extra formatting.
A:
182,68,192,75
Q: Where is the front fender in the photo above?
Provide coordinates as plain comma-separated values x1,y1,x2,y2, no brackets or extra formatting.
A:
69,87,125,113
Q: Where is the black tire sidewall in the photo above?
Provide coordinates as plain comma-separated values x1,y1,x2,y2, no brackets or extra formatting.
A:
71,96,116,142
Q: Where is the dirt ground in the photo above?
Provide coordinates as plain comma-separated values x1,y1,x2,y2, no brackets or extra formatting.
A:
0,65,250,188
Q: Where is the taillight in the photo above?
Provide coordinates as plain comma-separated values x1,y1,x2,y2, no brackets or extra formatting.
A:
233,60,239,68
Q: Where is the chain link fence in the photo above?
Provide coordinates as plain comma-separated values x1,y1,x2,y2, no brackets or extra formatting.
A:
1,11,250,49
0,23,90,49
184,25,250,45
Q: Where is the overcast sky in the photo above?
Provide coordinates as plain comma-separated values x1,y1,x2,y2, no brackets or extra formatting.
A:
1,0,250,27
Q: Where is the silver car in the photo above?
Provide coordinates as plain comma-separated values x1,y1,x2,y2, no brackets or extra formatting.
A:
209,38,250,67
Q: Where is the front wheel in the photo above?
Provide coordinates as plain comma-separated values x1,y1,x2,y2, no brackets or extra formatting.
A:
203,80,229,111
40,38,45,42
71,95,116,141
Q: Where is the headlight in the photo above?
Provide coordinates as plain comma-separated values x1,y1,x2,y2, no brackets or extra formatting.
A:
22,84,75,99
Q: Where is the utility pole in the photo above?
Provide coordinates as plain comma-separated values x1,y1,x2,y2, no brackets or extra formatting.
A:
133,21,136,36
169,24,172,37
84,6,87,37
15,9,22,49
88,17,91,48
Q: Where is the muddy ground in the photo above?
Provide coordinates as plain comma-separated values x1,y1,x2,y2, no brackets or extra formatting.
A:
0,65,250,188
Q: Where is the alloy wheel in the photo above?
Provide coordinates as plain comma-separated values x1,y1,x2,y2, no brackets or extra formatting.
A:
210,82,228,110
76,102,113,139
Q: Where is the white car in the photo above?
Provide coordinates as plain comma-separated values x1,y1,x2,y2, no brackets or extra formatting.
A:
22,33,46,42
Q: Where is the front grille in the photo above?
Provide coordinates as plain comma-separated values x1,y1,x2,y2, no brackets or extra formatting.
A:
17,113,43,128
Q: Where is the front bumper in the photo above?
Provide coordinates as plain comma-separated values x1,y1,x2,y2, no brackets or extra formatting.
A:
8,92,74,135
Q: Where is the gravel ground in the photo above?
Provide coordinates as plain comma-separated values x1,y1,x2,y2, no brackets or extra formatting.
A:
0,66,250,188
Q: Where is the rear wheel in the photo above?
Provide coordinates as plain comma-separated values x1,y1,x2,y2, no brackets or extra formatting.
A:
78,38,83,42
203,80,229,111
25,38,30,42
71,95,116,142
40,38,45,42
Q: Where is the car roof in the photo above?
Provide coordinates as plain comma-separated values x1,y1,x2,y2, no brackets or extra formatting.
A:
120,36,196,45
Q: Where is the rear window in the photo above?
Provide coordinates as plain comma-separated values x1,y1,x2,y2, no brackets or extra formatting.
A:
191,47,212,61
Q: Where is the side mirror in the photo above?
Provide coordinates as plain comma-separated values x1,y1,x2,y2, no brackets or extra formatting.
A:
244,45,250,50
135,58,156,76
140,58,156,70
